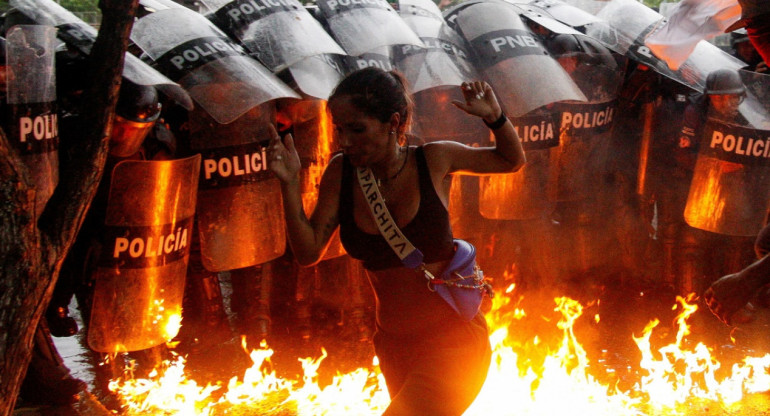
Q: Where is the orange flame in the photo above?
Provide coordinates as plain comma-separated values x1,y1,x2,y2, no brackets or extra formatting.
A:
110,287,770,415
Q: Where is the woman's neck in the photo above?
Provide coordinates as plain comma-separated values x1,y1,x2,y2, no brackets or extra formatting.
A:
373,145,408,184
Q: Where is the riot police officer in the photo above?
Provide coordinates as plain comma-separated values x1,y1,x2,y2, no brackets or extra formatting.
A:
672,68,756,295
49,79,166,339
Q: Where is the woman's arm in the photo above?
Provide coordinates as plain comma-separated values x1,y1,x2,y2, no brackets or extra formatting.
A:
428,81,526,176
268,128,341,266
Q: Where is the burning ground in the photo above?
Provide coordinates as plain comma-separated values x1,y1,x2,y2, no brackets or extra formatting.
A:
72,275,770,416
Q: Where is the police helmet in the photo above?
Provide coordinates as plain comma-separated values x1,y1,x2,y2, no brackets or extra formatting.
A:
2,8,38,34
545,33,616,67
110,81,162,157
116,81,161,123
705,68,745,96
544,33,581,57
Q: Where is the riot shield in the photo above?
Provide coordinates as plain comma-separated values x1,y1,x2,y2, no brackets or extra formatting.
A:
88,155,200,353
283,53,346,100
316,0,423,57
479,106,560,219
131,4,299,124
547,34,623,201
684,71,770,236
343,46,394,73
396,0,478,93
412,86,489,145
283,98,346,259
5,24,58,218
583,0,745,93
191,103,286,271
10,0,193,110
202,0,346,73
444,0,586,117
395,0,485,145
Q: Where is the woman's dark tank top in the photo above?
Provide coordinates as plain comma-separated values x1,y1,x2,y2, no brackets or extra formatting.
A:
339,146,454,270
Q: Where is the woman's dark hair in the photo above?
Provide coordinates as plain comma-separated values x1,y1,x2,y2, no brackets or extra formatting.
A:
329,67,413,131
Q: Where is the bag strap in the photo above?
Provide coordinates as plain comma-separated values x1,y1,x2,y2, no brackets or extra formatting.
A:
355,166,427,270
356,166,493,296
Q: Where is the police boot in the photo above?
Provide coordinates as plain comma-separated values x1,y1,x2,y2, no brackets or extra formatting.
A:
679,228,706,295
660,220,680,290
230,264,271,341
178,255,233,350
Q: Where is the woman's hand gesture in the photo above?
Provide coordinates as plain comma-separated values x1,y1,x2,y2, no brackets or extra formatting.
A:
267,124,301,185
452,81,503,123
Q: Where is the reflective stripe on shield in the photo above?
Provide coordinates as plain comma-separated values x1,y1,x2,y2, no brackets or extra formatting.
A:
131,6,299,124
5,25,59,219
203,0,346,72
10,0,192,110
191,104,286,271
316,0,423,57
344,47,394,73
684,73,770,236
479,108,560,220
88,155,200,353
448,1,585,117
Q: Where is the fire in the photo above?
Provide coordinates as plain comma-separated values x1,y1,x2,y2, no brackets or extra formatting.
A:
109,289,770,415
300,100,333,214
684,157,727,231
633,294,770,409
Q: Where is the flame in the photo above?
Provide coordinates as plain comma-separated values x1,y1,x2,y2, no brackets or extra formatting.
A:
479,172,529,219
633,294,770,409
684,158,727,231
110,287,770,415
301,101,333,214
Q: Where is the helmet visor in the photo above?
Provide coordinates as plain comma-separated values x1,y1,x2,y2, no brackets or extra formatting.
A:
109,115,156,157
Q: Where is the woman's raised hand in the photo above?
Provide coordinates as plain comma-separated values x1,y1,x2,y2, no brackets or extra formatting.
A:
451,81,503,123
267,124,301,184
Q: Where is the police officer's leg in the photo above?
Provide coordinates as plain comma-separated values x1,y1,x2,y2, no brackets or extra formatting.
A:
230,264,271,341
177,226,232,349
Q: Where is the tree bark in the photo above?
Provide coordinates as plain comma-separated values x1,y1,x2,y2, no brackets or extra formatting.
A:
0,1,138,414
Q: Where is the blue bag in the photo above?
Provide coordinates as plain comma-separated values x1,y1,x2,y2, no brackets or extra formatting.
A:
356,167,492,321
430,239,491,321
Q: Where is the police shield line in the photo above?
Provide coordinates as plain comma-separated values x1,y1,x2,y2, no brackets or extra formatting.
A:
4,0,770,408
4,24,58,218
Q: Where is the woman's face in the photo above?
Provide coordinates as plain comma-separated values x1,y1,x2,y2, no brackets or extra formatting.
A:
329,95,393,167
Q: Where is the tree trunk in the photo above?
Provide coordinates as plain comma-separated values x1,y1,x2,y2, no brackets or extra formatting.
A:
0,1,138,414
